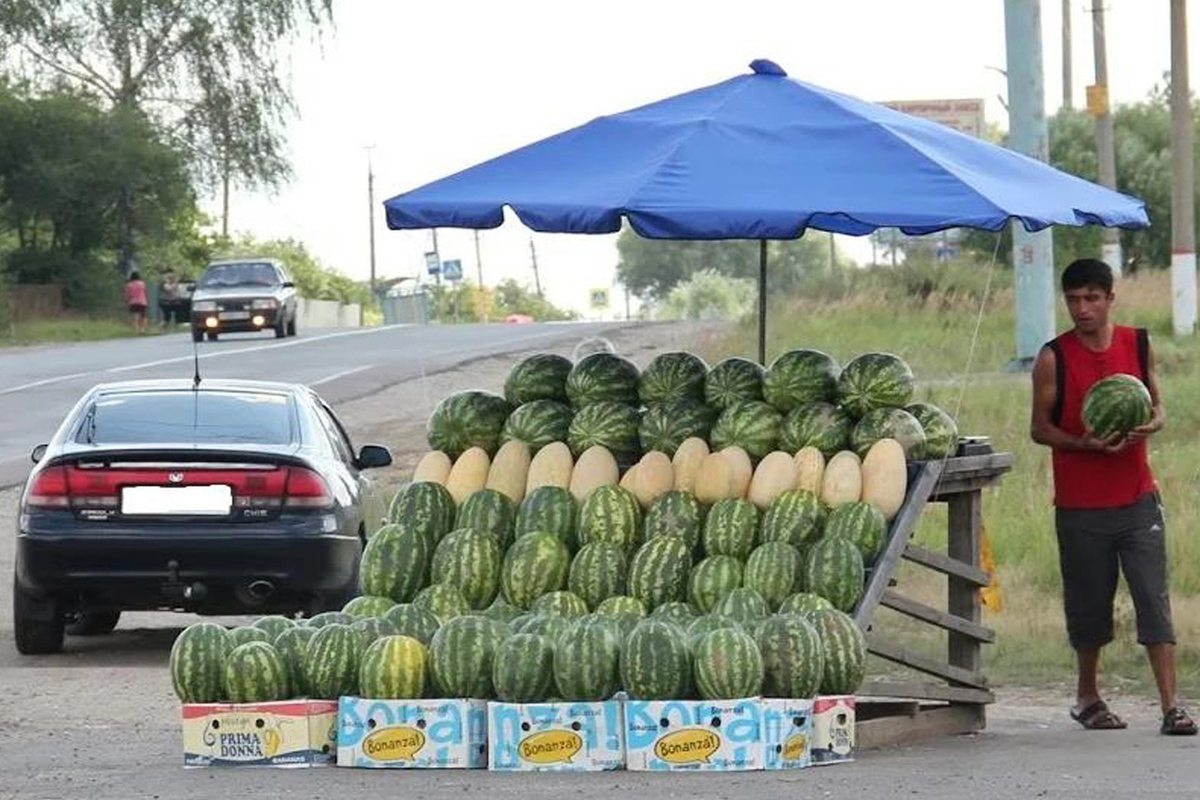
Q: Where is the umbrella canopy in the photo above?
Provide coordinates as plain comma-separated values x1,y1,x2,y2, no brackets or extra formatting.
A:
384,59,1147,237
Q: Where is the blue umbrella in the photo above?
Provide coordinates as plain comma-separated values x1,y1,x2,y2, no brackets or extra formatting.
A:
384,59,1148,361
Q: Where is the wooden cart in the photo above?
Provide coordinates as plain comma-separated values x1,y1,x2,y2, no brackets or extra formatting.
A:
852,444,1014,748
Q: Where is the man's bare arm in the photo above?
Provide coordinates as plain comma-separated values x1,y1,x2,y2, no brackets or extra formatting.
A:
1029,346,1118,452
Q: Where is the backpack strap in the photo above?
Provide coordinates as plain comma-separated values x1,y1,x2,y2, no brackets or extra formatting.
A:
1046,338,1065,427
1136,327,1150,384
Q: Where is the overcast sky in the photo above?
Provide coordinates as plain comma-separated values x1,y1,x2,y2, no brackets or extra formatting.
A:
218,1,1200,314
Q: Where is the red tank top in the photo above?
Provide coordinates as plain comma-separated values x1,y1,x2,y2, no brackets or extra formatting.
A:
1050,325,1156,509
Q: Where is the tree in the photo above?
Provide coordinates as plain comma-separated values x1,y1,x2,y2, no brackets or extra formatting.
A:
0,0,333,270
221,234,370,305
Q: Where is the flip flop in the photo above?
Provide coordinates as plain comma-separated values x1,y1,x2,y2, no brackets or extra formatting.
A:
1162,707,1199,736
1070,700,1127,730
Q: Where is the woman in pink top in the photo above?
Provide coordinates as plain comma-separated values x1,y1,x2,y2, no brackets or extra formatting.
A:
124,271,148,332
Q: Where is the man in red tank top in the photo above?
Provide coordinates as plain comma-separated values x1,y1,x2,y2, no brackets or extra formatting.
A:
1031,259,1194,735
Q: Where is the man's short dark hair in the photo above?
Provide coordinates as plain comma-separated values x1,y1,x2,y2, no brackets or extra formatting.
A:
1061,258,1113,294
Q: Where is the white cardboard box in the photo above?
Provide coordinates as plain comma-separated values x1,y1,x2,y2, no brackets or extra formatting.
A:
810,695,855,765
624,698,764,771
337,697,488,769
761,698,814,770
182,699,337,767
488,700,625,771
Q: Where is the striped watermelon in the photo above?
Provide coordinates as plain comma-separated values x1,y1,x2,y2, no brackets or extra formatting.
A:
779,401,854,457
621,618,694,699
553,616,622,701
388,482,456,548
493,633,556,703
578,484,643,555
756,613,825,698
702,499,759,561
905,401,959,459
227,626,272,648
482,596,526,625
763,349,839,412
413,583,472,622
595,595,647,618
304,623,361,699
426,390,513,458
778,592,835,619
169,622,231,703
351,616,400,651
705,357,765,411
852,407,926,459
1082,373,1152,439
430,528,502,609
359,524,428,603
531,590,590,619
715,587,771,626
639,351,709,405
359,635,427,699
343,595,397,619
382,603,441,646
568,542,628,610
649,601,699,626
273,625,316,698
743,542,803,610
812,608,867,694
685,614,744,650
566,352,641,407
688,555,744,613
456,489,517,550
224,641,289,702
694,628,764,700
514,613,571,642
429,615,509,698
759,490,825,550
505,353,573,405
501,400,573,452
825,501,888,562
627,535,692,611
305,611,354,629
643,490,705,551
251,615,296,639
514,486,577,549
836,352,915,418
639,399,717,457
803,537,865,612
500,531,571,609
567,401,641,461
709,401,783,461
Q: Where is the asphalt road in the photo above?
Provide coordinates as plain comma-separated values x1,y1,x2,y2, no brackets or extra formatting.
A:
0,322,629,489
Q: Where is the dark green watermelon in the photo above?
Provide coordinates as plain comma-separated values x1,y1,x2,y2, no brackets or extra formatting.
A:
851,407,926,459
500,400,574,452
565,353,640,407
779,401,854,457
905,401,959,460
763,349,839,412
836,353,915,418
638,399,717,457
639,352,709,405
708,401,782,461
505,354,573,405
426,390,514,458
704,357,765,411
567,401,641,461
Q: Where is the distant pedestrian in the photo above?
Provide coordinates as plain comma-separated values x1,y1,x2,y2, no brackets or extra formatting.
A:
124,271,148,333
158,269,182,329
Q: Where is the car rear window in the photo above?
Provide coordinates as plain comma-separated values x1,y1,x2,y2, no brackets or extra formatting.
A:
199,262,280,288
78,391,294,445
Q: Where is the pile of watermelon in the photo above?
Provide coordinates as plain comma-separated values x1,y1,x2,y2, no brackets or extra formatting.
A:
170,348,959,707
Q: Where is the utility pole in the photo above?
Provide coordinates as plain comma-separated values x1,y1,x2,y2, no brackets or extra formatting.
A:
365,146,377,297
1090,0,1123,276
1005,0,1056,367
473,230,483,286
431,228,442,287
1062,0,1073,109
529,237,543,297
1171,0,1197,335
828,232,836,271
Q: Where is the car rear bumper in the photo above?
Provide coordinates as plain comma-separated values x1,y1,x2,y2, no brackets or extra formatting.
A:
15,512,360,614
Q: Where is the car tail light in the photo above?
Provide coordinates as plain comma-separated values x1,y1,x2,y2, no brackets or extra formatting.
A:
283,467,333,509
25,466,70,508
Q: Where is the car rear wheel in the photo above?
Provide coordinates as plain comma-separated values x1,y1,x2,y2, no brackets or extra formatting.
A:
66,609,121,636
13,578,65,655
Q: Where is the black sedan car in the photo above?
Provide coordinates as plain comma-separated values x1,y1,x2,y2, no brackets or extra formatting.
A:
13,379,391,654
190,258,300,342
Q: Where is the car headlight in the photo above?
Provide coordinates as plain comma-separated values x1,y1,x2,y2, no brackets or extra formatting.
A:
251,298,279,309
192,300,217,312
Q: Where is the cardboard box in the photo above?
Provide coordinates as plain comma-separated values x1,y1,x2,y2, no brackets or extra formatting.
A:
488,700,625,771
337,698,488,769
182,699,337,767
810,695,855,765
761,698,814,770
624,698,763,771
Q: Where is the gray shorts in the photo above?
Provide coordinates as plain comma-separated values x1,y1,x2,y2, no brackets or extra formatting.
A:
1055,493,1175,648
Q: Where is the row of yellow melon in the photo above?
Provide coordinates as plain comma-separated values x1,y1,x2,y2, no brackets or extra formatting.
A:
411,437,907,521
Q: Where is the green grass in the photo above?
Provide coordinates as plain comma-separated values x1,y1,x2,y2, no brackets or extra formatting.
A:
0,317,156,347
696,268,1200,695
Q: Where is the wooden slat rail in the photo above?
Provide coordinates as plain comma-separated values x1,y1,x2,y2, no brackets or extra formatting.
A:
858,680,994,705
902,544,990,586
879,590,996,643
867,637,989,689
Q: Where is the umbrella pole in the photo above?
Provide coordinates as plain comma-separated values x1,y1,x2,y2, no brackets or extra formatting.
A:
758,240,768,365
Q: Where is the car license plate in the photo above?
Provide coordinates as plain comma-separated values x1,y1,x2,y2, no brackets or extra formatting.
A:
121,485,232,516
219,311,250,320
